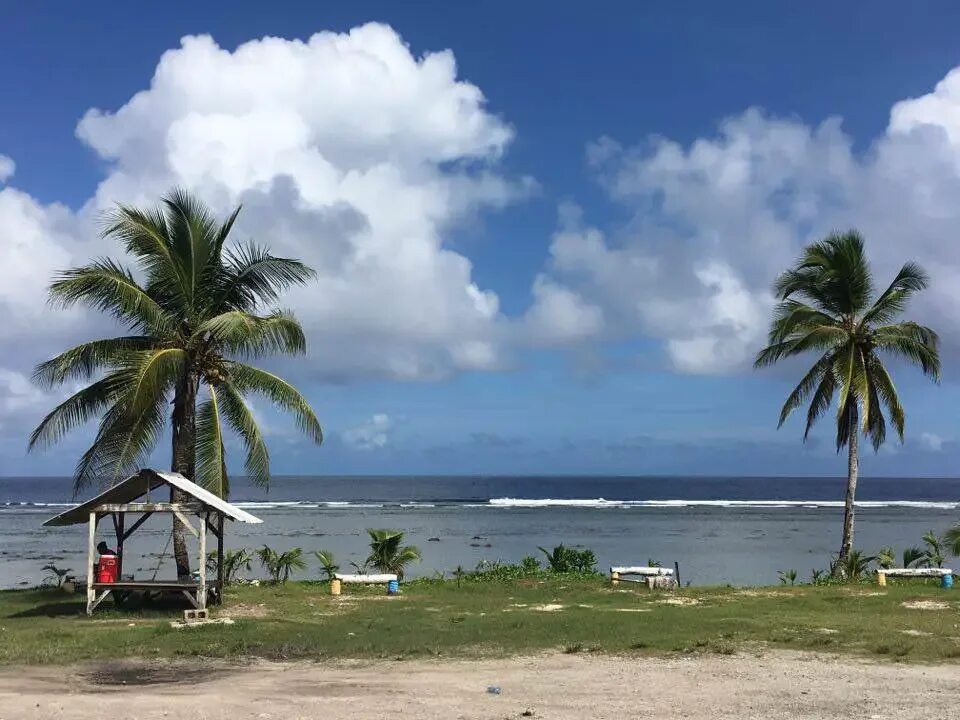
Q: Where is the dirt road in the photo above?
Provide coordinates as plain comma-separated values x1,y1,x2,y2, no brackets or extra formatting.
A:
1,651,957,719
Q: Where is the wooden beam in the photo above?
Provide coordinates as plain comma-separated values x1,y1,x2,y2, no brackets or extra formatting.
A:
88,589,112,614
95,502,203,513
173,509,198,537
205,516,222,540
198,515,207,610
216,513,225,605
121,512,153,541
86,512,96,615
115,513,126,579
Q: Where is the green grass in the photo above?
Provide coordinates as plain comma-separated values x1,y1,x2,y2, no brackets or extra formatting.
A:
2,578,959,665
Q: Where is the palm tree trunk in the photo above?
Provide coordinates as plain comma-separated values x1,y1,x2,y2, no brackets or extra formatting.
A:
838,405,859,570
170,369,198,579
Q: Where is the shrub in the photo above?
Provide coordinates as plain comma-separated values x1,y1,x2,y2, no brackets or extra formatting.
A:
41,563,72,588
366,529,422,580
257,546,307,584
206,548,253,585
777,569,798,586
537,545,598,574
314,549,340,581
829,549,875,581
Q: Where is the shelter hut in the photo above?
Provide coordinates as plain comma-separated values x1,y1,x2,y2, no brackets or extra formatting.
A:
43,468,262,615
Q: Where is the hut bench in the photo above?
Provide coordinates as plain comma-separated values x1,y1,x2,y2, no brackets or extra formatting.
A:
43,469,263,615
332,573,399,596
610,566,676,589
335,574,398,584
877,567,953,587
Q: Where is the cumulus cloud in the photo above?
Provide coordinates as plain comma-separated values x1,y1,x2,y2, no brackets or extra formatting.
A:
342,413,392,450
0,155,14,183
71,25,534,381
529,69,960,373
1,24,531,392
919,432,944,451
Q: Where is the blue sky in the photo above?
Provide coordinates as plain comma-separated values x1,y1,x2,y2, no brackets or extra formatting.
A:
2,2,960,477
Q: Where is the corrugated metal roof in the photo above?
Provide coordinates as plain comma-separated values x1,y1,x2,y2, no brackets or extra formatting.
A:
43,469,263,526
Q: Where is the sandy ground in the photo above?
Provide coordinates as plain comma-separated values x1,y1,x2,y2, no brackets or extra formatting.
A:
1,651,958,720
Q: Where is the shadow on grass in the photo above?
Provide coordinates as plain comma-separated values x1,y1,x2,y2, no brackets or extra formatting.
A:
8,600,86,618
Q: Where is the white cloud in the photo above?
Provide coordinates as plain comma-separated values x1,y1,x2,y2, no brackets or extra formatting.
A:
920,432,944,451
0,24,536,449
0,155,14,183
528,70,960,373
63,24,527,382
342,413,392,450
522,275,604,345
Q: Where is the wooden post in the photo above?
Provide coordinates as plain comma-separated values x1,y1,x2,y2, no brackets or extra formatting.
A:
216,512,225,605
86,512,96,615
115,513,126,579
198,512,207,610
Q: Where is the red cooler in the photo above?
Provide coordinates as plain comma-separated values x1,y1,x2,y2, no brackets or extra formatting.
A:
96,554,118,583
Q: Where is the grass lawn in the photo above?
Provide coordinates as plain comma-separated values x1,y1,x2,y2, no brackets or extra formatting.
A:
2,578,959,665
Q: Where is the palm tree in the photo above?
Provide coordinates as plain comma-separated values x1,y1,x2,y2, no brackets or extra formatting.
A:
946,525,960,558
755,231,939,571
314,549,340,581
365,529,422,580
29,189,323,577
256,545,307,584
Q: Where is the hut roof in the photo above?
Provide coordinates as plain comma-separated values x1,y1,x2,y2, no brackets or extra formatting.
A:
43,469,263,526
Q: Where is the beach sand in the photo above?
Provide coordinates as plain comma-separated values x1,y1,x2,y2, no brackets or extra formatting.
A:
1,651,957,719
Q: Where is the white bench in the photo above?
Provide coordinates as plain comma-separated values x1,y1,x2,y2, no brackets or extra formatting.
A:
331,573,399,596
335,573,398,583
877,568,953,587
610,566,675,589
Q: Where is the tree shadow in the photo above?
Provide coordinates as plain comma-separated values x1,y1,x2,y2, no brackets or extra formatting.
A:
9,600,85,618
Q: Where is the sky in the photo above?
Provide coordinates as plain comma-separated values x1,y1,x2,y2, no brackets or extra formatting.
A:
2,2,960,478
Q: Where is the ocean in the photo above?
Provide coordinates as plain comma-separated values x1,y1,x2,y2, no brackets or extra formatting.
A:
2,475,959,588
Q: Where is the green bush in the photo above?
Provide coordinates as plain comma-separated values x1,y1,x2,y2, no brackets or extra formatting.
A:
538,544,597,573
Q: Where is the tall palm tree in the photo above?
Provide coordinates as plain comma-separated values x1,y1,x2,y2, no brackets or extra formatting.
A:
755,231,939,570
29,189,323,577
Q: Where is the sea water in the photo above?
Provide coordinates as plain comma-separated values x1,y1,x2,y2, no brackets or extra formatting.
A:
2,475,958,588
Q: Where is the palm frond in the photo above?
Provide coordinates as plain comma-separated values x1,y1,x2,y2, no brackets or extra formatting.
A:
774,231,872,316
71,394,167,494
218,381,270,488
776,352,834,428
196,385,229,498
226,362,322,444
114,348,185,419
859,261,929,328
945,525,960,557
28,373,128,450
833,343,867,445
873,321,941,380
755,325,847,368
194,310,306,358
868,355,905,441
862,364,886,451
101,203,181,302
218,241,316,310
162,188,219,311
32,336,158,388
803,370,836,441
766,299,841,343
48,259,173,333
